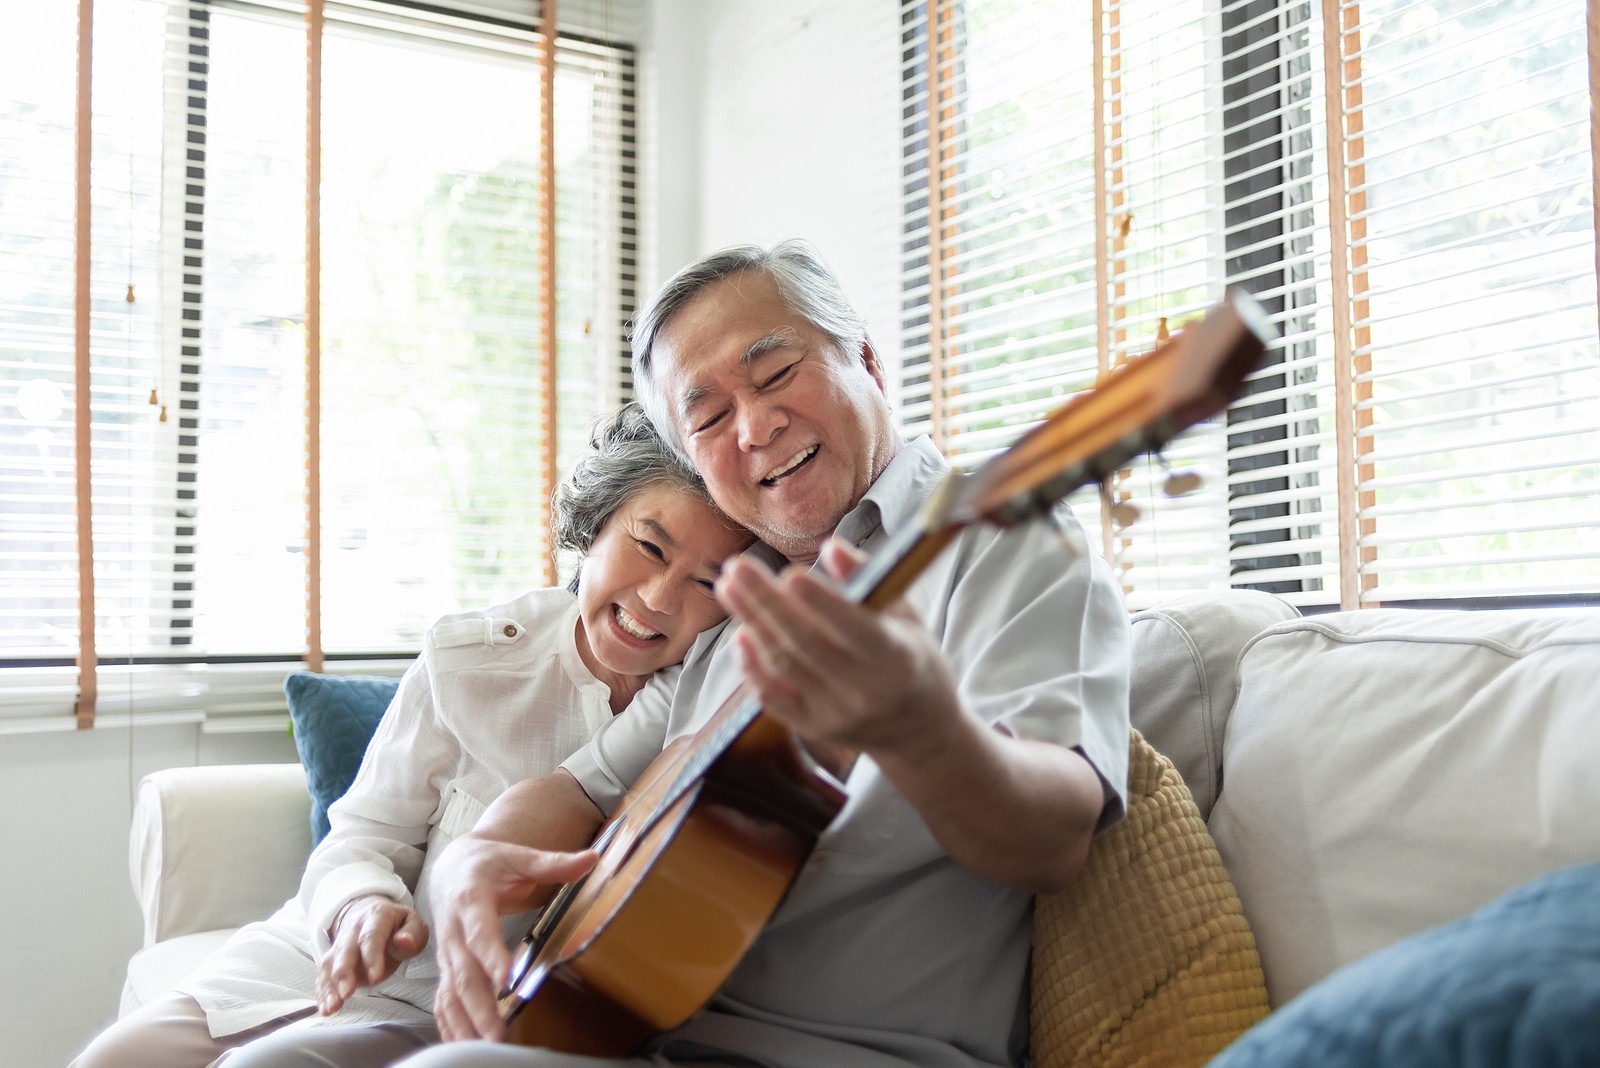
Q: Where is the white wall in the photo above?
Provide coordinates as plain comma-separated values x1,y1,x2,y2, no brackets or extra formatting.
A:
7,4,901,1064
645,0,904,378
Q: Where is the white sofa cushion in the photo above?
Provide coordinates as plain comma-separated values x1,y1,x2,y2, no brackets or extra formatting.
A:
120,929,234,1017
131,763,312,945
1129,589,1300,820
1208,607,1600,1007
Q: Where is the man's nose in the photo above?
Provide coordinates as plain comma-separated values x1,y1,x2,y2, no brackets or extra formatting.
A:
736,398,785,450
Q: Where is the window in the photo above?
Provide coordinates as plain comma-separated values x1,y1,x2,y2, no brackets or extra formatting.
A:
900,0,1598,611
0,0,641,727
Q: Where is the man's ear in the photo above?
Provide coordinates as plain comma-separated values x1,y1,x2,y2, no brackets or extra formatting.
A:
861,338,887,393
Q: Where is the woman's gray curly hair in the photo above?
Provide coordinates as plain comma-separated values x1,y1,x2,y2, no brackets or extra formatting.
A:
551,401,714,593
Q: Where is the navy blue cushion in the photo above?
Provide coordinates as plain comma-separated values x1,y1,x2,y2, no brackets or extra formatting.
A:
284,672,399,845
1208,863,1600,1068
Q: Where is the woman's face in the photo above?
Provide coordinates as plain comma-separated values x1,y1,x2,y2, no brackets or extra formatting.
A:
576,483,751,680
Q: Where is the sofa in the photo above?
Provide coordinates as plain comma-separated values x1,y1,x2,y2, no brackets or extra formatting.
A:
120,591,1600,1058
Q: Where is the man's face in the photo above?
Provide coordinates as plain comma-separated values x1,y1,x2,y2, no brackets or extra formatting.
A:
651,270,897,564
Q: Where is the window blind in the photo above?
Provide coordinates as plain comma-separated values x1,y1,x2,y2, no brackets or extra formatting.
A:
900,0,1598,610
0,0,643,729
900,0,1111,553
1337,0,1597,602
3,3,86,663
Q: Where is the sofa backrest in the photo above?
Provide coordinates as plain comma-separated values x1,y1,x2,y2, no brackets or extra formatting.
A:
131,763,312,946
1129,589,1301,820
1207,606,1600,1006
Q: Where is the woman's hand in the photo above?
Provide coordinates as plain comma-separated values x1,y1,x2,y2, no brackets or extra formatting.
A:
316,894,429,1015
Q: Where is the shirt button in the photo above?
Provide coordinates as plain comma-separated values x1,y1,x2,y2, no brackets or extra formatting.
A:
502,624,518,637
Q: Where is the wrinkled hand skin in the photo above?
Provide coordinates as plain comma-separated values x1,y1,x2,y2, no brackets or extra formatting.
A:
717,536,1105,895
316,894,429,1016
716,538,960,765
427,836,597,1042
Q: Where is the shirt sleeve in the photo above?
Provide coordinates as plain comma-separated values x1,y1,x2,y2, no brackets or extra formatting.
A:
935,502,1132,832
560,665,676,816
298,647,461,951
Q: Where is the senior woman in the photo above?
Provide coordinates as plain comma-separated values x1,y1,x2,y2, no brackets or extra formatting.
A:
71,402,752,1068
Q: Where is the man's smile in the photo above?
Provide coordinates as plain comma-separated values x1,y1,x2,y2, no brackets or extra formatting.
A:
760,444,819,487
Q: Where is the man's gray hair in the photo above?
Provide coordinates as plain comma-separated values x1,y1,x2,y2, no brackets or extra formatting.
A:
629,239,871,457
551,401,713,593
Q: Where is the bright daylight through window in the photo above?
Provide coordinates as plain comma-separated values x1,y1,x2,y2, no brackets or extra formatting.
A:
900,0,1598,610
0,0,637,725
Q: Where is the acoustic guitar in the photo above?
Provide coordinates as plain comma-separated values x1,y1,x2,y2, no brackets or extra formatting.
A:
497,290,1276,1054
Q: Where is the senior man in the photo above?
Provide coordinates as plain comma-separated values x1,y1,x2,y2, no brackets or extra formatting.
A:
402,239,1131,1068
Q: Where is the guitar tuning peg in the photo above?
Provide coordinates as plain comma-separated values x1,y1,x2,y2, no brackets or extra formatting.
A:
1163,471,1204,497
1111,500,1141,528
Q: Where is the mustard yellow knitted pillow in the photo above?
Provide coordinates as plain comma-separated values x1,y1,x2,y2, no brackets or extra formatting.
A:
1031,729,1270,1068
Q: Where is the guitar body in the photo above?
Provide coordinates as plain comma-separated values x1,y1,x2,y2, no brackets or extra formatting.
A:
499,709,847,1056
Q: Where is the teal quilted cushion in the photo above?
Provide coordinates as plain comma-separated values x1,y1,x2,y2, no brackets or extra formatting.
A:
284,672,399,845
1208,863,1600,1067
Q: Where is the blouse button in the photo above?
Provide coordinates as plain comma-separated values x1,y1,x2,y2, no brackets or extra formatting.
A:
502,624,518,637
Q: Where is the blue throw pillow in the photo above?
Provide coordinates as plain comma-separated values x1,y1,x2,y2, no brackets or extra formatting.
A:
284,672,400,846
1208,863,1600,1068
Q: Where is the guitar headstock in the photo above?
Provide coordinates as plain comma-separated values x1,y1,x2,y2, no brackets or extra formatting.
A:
937,290,1275,529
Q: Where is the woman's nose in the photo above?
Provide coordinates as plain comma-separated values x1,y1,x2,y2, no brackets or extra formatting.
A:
638,570,676,613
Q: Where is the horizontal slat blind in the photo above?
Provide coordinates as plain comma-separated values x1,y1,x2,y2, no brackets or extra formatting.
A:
1,4,80,659
900,0,1598,610
0,0,643,727
195,1,310,656
1096,0,1342,609
1340,0,1598,602
553,37,636,508
901,0,1105,537
86,0,186,658
317,4,552,651
1099,0,1228,607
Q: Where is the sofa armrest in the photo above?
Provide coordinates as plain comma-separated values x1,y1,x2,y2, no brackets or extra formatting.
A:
130,763,313,946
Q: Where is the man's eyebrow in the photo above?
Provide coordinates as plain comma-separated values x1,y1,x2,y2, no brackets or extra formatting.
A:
639,517,678,550
678,386,712,422
677,328,800,423
741,327,798,365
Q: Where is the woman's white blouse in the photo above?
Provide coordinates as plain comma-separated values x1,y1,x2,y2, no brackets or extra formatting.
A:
181,587,654,1037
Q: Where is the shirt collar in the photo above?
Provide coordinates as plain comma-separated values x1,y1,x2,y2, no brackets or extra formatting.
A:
738,436,950,567
834,436,948,548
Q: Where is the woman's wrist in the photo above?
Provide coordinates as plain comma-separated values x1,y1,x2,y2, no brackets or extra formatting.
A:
330,893,384,939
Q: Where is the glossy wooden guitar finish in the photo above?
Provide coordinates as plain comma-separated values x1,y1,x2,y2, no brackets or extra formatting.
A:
497,292,1276,1055
500,705,844,1055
